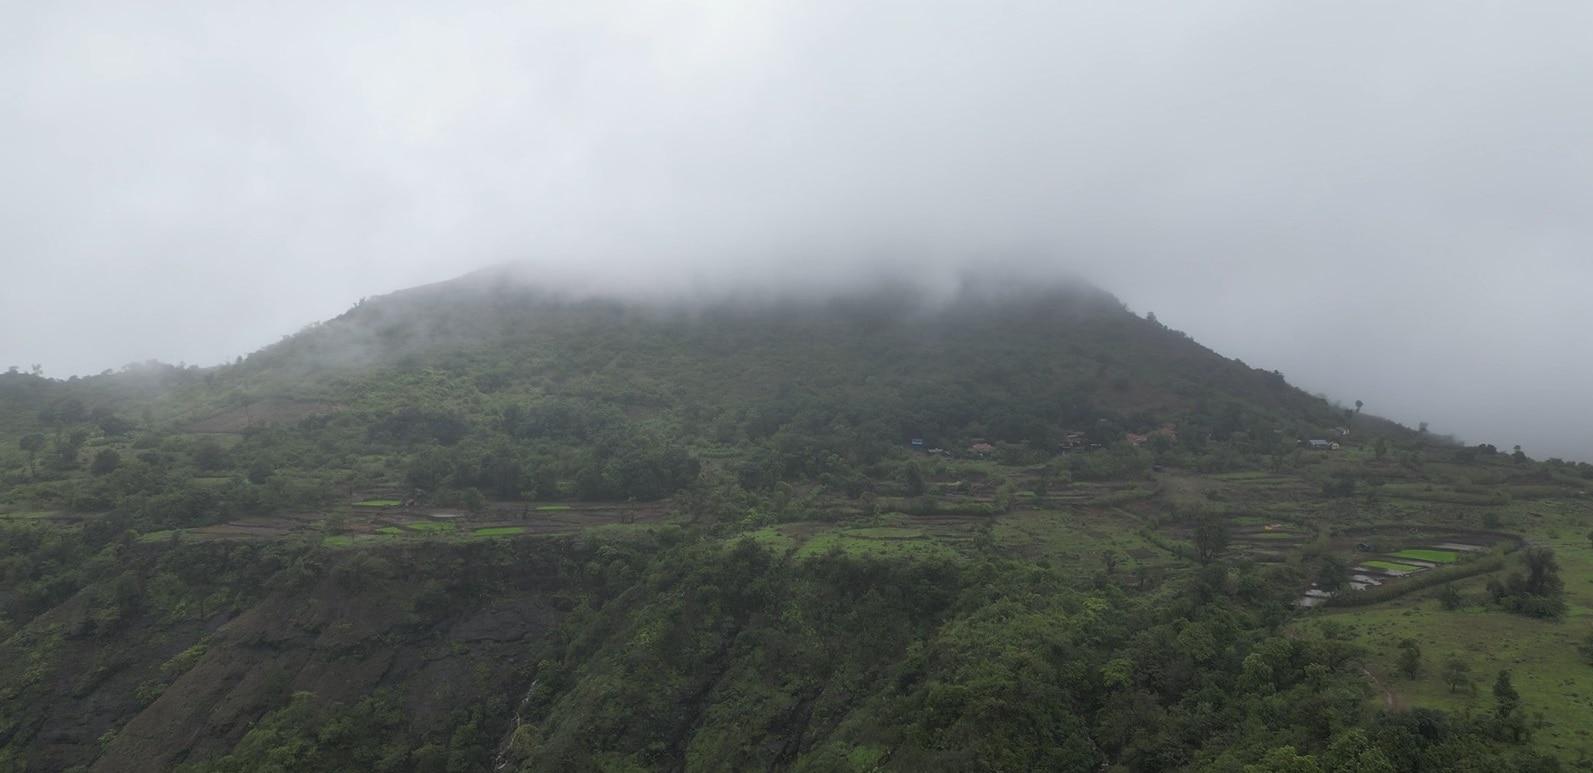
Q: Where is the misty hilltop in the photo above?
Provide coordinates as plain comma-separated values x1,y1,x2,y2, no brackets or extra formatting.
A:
141,268,1360,452
2,267,1439,522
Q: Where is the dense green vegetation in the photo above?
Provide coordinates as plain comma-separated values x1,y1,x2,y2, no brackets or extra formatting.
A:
1,272,1591,771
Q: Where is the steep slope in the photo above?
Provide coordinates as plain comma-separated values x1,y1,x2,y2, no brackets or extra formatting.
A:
0,537,591,772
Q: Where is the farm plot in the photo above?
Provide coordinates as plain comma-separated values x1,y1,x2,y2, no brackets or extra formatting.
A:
1297,532,1515,606
1228,521,1312,561
1388,548,1460,564
475,526,528,536
1358,560,1423,575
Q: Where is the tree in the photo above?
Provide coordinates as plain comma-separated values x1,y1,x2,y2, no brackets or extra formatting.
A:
1244,746,1322,773
1512,445,1527,465
1397,638,1422,679
1322,729,1396,773
18,433,45,478
1355,400,1363,413
1521,546,1563,597
193,440,230,472
901,460,925,497
1373,437,1388,460
1586,527,1593,550
1101,549,1120,575
1492,669,1520,719
90,449,121,476
1518,546,1567,615
1489,548,1566,619
1317,554,1348,591
1438,584,1463,611
1443,657,1472,693
1492,669,1527,742
1193,514,1231,565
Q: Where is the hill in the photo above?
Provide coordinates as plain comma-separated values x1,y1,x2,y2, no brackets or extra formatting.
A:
0,270,1588,771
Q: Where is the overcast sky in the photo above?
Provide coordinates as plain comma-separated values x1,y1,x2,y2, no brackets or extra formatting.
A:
4,1,1591,458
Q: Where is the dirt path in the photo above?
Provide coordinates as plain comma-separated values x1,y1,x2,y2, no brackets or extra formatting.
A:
1362,666,1400,711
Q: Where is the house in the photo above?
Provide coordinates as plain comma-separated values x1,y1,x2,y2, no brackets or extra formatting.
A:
1125,432,1148,446
1305,439,1338,451
969,441,996,456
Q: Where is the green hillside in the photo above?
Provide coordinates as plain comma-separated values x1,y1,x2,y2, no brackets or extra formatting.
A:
0,272,1588,771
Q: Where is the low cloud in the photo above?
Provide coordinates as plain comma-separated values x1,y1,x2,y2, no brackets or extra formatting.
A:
3,1,1591,457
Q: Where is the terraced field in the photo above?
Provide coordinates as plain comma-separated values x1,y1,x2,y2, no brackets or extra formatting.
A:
1228,518,1313,561
1388,548,1460,563
1297,533,1511,606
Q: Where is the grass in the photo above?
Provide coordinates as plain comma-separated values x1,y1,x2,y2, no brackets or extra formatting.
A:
405,521,455,532
1363,560,1424,572
1318,595,1593,764
744,527,798,553
474,526,527,536
1377,485,1498,505
1313,505,1593,765
991,507,1173,577
0,510,56,520
742,519,962,561
793,530,958,560
842,526,927,540
535,505,572,511
376,526,404,535
1389,548,1460,564
354,499,404,507
323,535,356,547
